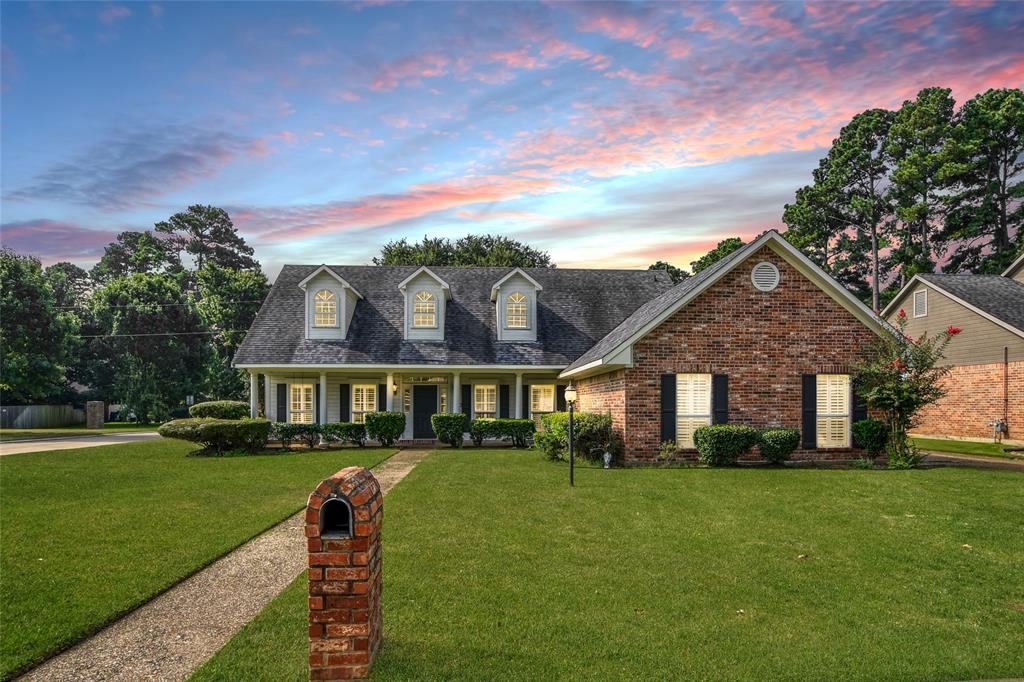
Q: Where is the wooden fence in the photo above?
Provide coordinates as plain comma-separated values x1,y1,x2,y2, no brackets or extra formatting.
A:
0,404,85,429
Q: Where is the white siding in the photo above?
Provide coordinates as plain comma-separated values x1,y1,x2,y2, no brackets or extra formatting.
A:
495,273,538,342
305,272,349,341
403,272,446,341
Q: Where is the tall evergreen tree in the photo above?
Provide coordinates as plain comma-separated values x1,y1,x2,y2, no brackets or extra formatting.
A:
90,231,181,284
155,204,258,271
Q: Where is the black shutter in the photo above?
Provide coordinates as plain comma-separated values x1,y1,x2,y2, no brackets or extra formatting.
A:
801,374,817,449
315,384,321,424
499,385,510,418
276,383,287,422
660,374,676,443
556,384,567,412
339,384,351,422
461,384,472,431
521,385,530,418
712,374,728,424
851,379,868,447
378,384,387,412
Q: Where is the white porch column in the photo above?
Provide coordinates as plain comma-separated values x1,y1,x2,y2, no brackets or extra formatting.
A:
452,372,462,413
264,376,272,421
386,372,395,411
319,372,328,424
249,372,259,418
514,372,523,418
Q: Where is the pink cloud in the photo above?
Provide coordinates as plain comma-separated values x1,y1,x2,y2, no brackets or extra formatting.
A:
370,52,450,91
99,4,132,24
0,220,117,264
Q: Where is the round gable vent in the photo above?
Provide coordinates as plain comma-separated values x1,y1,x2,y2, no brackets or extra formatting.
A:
751,261,780,292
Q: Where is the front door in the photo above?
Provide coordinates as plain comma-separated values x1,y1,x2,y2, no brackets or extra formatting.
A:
412,385,438,439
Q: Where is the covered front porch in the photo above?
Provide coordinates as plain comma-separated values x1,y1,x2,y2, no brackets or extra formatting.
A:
245,366,566,441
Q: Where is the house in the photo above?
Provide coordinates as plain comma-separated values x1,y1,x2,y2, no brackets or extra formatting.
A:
234,231,887,461
881,251,1024,443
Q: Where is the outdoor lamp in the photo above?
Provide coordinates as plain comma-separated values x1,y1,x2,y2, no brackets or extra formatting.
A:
564,383,577,405
565,382,577,487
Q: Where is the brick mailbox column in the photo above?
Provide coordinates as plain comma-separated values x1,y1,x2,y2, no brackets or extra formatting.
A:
306,466,383,681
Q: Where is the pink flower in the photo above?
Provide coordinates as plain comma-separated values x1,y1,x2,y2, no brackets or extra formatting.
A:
898,308,907,319
947,325,962,336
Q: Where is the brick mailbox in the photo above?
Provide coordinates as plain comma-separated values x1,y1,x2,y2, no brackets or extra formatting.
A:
306,467,383,681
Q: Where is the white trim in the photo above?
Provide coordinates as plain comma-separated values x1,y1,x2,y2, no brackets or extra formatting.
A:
296,265,364,299
1003,251,1024,278
489,268,544,301
559,231,886,379
397,266,451,298
882,274,1024,339
235,363,567,370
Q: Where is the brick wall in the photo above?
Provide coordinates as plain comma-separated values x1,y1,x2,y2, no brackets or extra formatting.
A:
307,467,383,681
576,370,626,433
581,246,878,463
912,361,1024,441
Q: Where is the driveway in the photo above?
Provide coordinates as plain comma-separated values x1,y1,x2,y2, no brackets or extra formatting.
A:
0,431,160,456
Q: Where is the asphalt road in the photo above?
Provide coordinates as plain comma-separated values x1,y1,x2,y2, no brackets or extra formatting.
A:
0,431,160,456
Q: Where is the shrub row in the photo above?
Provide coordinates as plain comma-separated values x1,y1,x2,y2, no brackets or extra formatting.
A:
431,413,467,447
267,412,407,448
469,418,535,448
159,418,271,454
536,411,623,462
688,418,888,466
188,400,249,420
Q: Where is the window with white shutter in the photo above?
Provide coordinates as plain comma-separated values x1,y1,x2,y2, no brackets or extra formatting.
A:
352,384,377,424
289,384,314,423
676,373,712,449
816,374,850,448
474,385,496,419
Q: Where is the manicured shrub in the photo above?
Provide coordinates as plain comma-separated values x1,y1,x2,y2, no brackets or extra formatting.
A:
538,411,618,461
322,422,366,447
535,431,562,461
158,418,271,454
758,428,801,464
468,418,536,448
432,413,467,447
272,423,322,449
189,400,249,420
692,424,760,466
852,418,889,458
364,411,405,446
469,418,491,446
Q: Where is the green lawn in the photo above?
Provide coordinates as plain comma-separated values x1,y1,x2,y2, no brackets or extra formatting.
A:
194,449,1024,682
0,439,393,679
0,423,158,442
911,435,1022,460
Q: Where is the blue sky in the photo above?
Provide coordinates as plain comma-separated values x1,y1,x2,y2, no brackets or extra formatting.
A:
2,1,1022,278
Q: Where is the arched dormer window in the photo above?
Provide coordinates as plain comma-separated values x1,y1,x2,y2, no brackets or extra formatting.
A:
413,290,436,328
506,292,528,329
314,289,337,327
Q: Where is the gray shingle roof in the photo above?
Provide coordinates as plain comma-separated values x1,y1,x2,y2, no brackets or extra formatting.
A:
919,273,1024,333
234,265,673,367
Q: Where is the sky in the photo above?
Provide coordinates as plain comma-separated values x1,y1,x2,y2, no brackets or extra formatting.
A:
1,1,1022,280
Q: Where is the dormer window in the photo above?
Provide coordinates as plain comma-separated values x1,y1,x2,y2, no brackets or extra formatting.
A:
313,289,337,327
413,291,437,328
506,292,528,329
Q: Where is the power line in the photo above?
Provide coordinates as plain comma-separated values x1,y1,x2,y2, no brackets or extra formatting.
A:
54,300,265,310
74,330,248,338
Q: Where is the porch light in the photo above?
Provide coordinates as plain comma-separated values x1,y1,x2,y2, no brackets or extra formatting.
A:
391,383,399,395
564,383,577,405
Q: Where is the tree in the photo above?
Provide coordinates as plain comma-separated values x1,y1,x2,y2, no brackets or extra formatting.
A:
690,238,744,274
941,88,1024,273
648,261,689,284
784,167,846,271
0,248,76,403
44,262,91,310
373,234,553,267
155,204,258,271
90,231,181,284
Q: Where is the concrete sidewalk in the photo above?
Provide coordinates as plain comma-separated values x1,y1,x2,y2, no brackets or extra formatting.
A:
0,431,160,456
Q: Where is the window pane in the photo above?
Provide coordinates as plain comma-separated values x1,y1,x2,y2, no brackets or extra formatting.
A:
675,374,712,449
531,385,554,413
314,290,337,326
474,385,496,416
352,384,377,423
413,291,436,328
816,374,850,447
506,292,528,329
676,416,711,450
289,384,313,423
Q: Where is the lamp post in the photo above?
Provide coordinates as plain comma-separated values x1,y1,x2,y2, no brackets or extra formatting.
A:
564,382,577,487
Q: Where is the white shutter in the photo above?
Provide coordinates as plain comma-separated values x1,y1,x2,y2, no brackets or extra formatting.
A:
676,374,712,449
816,374,850,448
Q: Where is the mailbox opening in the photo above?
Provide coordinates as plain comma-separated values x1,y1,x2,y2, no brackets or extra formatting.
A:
319,496,353,539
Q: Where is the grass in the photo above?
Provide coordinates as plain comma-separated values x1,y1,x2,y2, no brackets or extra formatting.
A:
0,423,158,442
0,439,393,679
911,435,1022,459
194,449,1024,682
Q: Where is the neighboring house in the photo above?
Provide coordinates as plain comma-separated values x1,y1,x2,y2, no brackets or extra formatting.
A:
881,252,1024,443
235,231,886,461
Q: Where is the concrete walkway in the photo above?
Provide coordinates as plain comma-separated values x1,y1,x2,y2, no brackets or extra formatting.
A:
20,448,432,682
0,431,160,456
922,450,1024,471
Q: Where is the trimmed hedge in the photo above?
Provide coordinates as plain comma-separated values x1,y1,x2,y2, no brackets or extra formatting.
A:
853,418,888,457
693,424,760,466
538,412,621,461
272,423,321,449
432,413,467,447
758,428,801,464
189,400,249,420
322,422,366,447
468,418,535,448
364,411,405,447
158,418,271,454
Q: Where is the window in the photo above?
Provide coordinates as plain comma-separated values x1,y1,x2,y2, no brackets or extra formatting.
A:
413,290,436,327
676,373,712,449
352,384,377,424
506,292,528,328
531,385,554,414
474,384,496,419
289,384,313,423
913,289,927,317
313,289,337,327
816,374,850,448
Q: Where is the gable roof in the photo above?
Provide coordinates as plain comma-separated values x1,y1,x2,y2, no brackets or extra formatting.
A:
560,230,886,378
297,264,364,299
883,273,1024,338
396,266,451,299
490,267,544,301
234,265,673,368
1003,251,1024,279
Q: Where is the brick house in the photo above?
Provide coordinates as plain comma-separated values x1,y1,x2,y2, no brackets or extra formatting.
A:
880,252,1024,444
235,231,886,461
